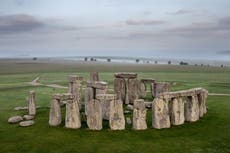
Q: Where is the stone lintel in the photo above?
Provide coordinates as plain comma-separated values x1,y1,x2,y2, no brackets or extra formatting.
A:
96,94,117,100
114,73,137,79
86,81,108,89
141,78,155,83
63,93,74,100
159,88,208,99
68,75,83,82
52,94,62,100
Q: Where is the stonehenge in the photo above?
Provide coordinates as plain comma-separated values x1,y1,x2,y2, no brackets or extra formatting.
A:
7,72,206,131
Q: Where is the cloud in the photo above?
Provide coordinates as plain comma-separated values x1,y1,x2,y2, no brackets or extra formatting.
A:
170,9,195,15
219,16,230,28
126,19,166,26
216,50,230,55
0,14,44,34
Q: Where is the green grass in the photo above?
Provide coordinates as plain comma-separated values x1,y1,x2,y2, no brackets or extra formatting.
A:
0,60,230,153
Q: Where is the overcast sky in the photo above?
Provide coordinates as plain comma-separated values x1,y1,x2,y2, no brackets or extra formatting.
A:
0,0,230,60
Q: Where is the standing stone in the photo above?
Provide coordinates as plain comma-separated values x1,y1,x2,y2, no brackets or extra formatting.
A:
152,98,170,129
96,94,116,120
198,91,208,117
169,97,185,125
49,94,62,126
133,99,147,130
152,82,170,98
68,76,83,110
28,90,36,116
138,81,147,99
97,83,109,95
65,94,81,129
90,72,99,81
87,99,102,130
109,99,125,130
114,78,126,102
185,95,199,122
128,79,138,104
85,87,94,115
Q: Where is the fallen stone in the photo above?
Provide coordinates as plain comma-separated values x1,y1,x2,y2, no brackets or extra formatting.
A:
127,104,134,110
23,115,34,120
144,102,152,108
19,120,34,127
124,110,131,114
14,106,41,111
126,117,132,125
14,106,28,111
8,116,23,124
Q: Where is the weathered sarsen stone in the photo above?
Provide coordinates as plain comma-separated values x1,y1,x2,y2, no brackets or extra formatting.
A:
139,79,155,99
114,78,126,102
85,81,108,115
128,78,138,104
198,90,208,117
152,82,170,98
87,99,102,130
68,76,83,110
65,94,81,129
114,73,138,104
28,90,36,116
152,98,170,129
8,116,23,124
169,97,185,125
185,95,199,122
133,99,147,130
90,72,99,81
19,120,34,127
96,94,116,120
138,81,147,98
49,94,62,126
109,99,125,130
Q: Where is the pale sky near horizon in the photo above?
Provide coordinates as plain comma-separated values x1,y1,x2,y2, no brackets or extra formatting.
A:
0,0,230,60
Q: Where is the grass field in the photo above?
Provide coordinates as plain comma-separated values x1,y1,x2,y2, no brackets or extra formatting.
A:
0,59,230,153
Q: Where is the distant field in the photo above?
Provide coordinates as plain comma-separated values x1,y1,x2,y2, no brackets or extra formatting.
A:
0,59,229,153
